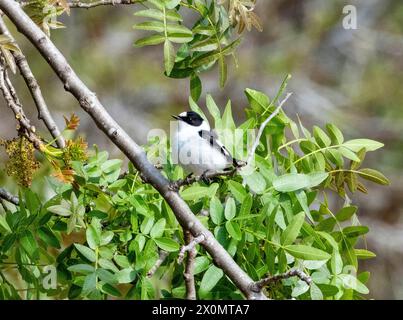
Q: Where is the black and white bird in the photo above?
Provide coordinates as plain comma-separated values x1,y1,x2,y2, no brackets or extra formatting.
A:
171,111,243,177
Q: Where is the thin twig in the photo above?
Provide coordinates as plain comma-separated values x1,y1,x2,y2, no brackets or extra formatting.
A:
246,92,293,166
255,269,312,289
0,17,65,149
178,234,205,264
0,187,19,205
183,230,197,300
17,0,141,9
66,0,139,8
0,62,43,150
146,250,169,278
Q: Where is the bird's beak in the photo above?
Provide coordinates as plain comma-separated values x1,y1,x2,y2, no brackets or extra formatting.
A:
171,115,180,120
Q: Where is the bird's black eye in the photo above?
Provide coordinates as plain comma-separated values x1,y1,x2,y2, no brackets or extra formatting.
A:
182,111,203,126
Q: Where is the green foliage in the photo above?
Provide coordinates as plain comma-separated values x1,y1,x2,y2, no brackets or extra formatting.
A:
0,80,388,299
132,0,259,93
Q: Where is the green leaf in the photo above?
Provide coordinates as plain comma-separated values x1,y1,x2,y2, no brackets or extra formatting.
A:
153,237,179,252
357,168,390,185
224,197,236,220
239,194,253,217
180,186,211,201
190,74,202,101
101,283,121,297
101,159,122,173
227,181,247,202
74,244,96,262
134,9,182,22
316,231,339,251
86,225,100,250
133,21,165,32
194,257,210,275
38,226,60,249
281,212,305,245
98,258,119,273
284,245,331,261
82,272,97,296
343,139,384,152
47,205,72,217
0,215,12,234
273,172,328,192
140,217,155,235
244,88,270,113
150,218,166,238
310,282,323,300
225,221,242,241
206,94,221,125
292,280,309,297
313,126,331,147
164,39,175,76
342,226,369,238
339,147,360,162
116,268,136,284
19,230,39,260
336,206,357,221
135,34,165,47
210,196,224,225
199,265,223,295
97,268,118,285
338,274,369,294
243,171,267,194
354,249,376,259
222,100,236,130
68,264,95,274
326,123,344,144
317,284,339,297
331,251,343,275
218,56,227,88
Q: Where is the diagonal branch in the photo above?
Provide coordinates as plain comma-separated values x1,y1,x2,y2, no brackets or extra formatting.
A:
0,0,267,300
0,17,65,149
0,62,43,150
0,187,19,205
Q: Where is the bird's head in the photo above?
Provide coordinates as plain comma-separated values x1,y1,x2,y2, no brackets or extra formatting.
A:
172,111,210,131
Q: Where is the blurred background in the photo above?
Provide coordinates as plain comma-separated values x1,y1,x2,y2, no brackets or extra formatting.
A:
0,0,402,299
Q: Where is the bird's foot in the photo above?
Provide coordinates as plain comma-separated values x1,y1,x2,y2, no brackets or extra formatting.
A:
200,170,214,184
168,173,195,191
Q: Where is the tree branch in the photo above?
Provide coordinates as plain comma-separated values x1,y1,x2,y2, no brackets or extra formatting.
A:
0,62,43,150
0,17,65,149
146,250,169,278
183,230,197,300
67,0,139,8
255,269,312,289
0,187,19,205
0,0,267,300
178,233,204,264
17,0,141,9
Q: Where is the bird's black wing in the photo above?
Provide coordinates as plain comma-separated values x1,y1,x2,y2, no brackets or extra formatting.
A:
198,130,233,163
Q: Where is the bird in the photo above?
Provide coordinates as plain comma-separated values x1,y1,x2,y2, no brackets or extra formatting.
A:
171,111,244,178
